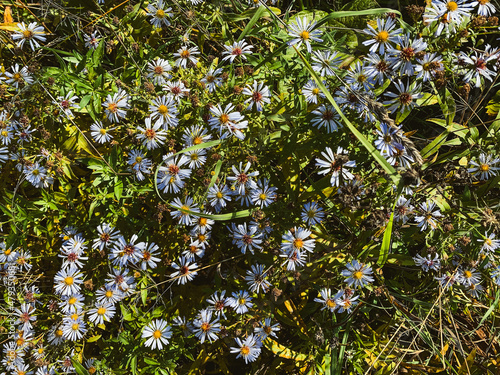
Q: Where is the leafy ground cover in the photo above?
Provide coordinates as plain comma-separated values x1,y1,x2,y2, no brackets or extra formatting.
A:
0,0,500,373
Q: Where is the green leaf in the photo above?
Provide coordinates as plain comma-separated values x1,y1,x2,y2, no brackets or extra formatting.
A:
72,359,90,375
378,181,404,266
292,45,400,185
420,130,449,160
114,177,123,200
238,6,266,41
315,8,402,29
87,334,102,343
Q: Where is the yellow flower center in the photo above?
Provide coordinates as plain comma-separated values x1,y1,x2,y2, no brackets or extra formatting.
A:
72,323,79,331
480,164,489,172
158,104,169,115
376,30,389,42
353,271,363,280
485,238,492,246
71,313,79,320
56,329,63,337
447,1,458,11
200,322,210,332
180,205,190,213
478,0,489,4
105,290,113,298
293,238,304,249
37,348,44,354
32,169,40,175
64,276,74,285
259,193,267,201
300,30,310,40
216,192,223,198
180,49,190,58
193,136,202,145
153,329,162,339
68,297,77,305
13,73,22,81
219,114,229,124
89,368,97,374
1,130,8,137
464,270,472,278
326,299,336,309
156,9,165,18
107,102,118,113
190,153,198,160
135,156,143,163
100,128,107,135
97,307,106,315
23,30,34,39
241,346,250,355
312,88,320,95
5,248,12,255
199,217,207,225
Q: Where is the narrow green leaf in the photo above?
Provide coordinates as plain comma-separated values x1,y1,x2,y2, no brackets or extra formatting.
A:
72,359,90,375
420,130,449,160
238,6,267,41
292,46,400,185
315,8,402,29
378,181,404,266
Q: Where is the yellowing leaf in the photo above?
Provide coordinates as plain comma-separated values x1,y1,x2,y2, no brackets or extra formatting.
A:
4,6,13,23
263,338,312,361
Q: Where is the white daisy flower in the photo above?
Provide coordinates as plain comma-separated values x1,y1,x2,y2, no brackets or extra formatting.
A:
314,288,343,312
413,253,441,272
311,104,342,133
302,79,325,104
468,153,500,180
146,0,173,27
341,260,374,288
149,95,179,129
173,45,199,68
287,17,323,53
281,226,316,254
201,68,224,92
170,256,198,284
142,319,172,350
414,201,443,231
193,309,221,344
147,58,172,85
170,196,200,225
102,89,129,123
90,121,114,144
242,81,270,111
311,50,342,77
84,31,100,49
136,117,167,150
4,64,33,89
228,290,253,314
230,334,262,364
62,318,87,341
362,17,402,54
315,146,356,187
12,21,46,51
383,80,422,114
222,40,253,63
